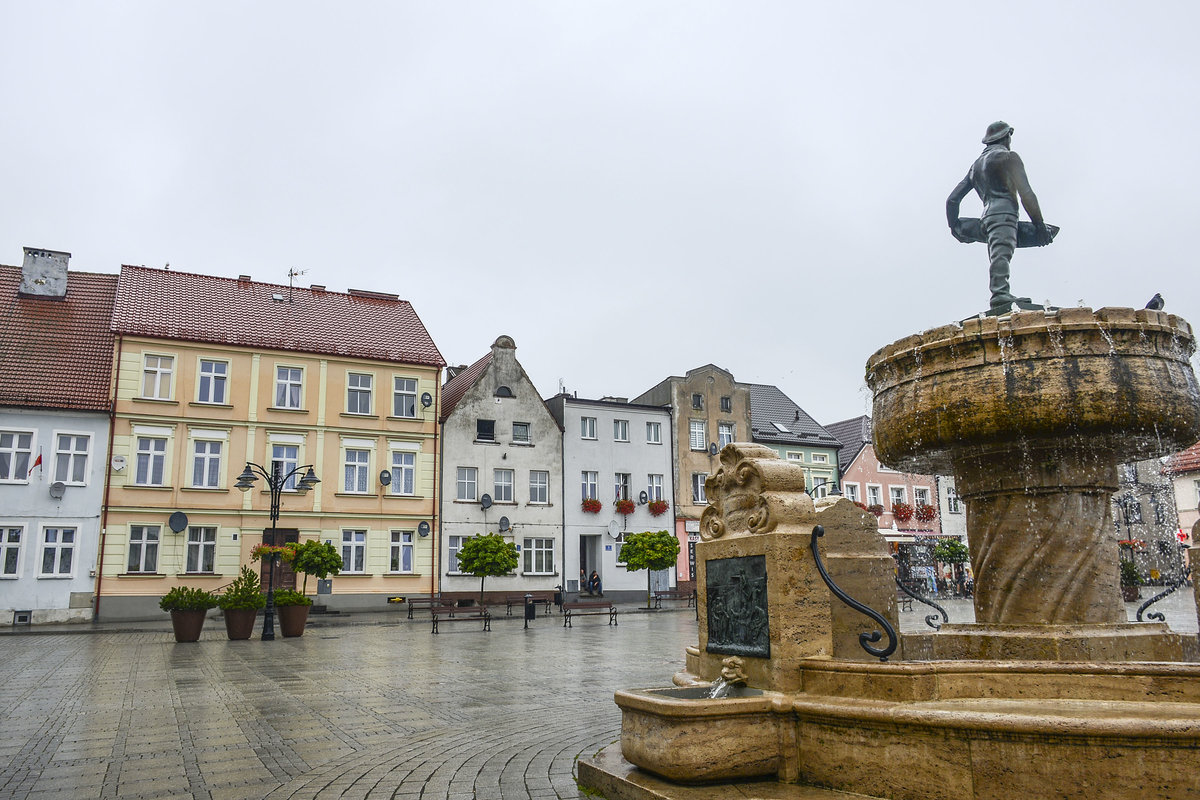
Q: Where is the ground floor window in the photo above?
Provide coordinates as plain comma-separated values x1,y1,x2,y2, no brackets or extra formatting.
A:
41,527,77,576
128,525,160,573
449,535,471,574
2,526,22,576
186,527,216,573
523,537,554,574
390,530,414,573
342,529,366,573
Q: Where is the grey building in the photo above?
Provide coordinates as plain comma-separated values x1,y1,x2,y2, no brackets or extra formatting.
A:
747,383,840,495
1113,457,1186,584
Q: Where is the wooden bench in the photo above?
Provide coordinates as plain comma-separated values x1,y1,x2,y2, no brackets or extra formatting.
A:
652,589,696,609
505,593,556,617
562,600,617,628
405,596,443,619
431,606,491,634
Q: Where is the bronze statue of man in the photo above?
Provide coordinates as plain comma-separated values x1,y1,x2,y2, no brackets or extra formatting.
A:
946,121,1058,312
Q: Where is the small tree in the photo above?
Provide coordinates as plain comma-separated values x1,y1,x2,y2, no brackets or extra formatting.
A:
618,530,681,609
933,538,971,592
457,533,519,605
288,540,342,595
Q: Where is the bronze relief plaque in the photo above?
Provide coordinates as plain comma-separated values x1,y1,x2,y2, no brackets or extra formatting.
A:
705,555,770,658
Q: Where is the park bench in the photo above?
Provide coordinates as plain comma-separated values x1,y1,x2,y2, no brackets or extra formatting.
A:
896,592,914,613
431,605,491,634
562,600,617,628
505,593,556,616
405,596,443,619
652,589,696,609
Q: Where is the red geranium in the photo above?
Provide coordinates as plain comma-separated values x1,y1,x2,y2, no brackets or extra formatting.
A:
891,502,914,523
615,499,636,516
648,499,669,517
915,503,938,523
581,497,602,514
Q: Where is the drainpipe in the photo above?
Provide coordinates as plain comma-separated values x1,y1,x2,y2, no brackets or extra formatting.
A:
94,332,124,621
432,377,442,598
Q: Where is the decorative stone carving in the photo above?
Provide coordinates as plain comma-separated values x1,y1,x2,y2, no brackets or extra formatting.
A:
699,443,813,540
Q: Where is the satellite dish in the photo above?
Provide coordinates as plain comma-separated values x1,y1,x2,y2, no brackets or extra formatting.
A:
481,493,493,510
607,519,621,538
48,481,66,499
499,516,510,532
709,442,719,456
417,521,431,537
168,511,189,533
638,490,648,505
421,392,433,408
111,455,127,471
379,469,392,486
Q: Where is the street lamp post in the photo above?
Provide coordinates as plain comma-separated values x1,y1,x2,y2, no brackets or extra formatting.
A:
236,461,320,640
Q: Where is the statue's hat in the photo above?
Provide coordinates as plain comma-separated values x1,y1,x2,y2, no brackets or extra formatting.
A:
982,121,1014,144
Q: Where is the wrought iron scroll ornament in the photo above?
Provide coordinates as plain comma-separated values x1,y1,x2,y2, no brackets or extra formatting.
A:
809,525,898,662
1136,565,1192,623
895,576,950,630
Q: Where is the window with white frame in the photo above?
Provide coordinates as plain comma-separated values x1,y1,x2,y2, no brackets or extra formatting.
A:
134,437,167,486
889,486,907,506
646,421,662,444
811,453,829,464
689,420,706,451
448,534,472,573
185,527,216,573
391,450,415,496
810,477,829,498
580,416,597,439
191,440,222,488
141,354,173,399
512,422,531,443
913,487,931,506
54,433,90,484
718,423,735,449
786,451,804,462
523,537,554,574
692,473,708,504
648,474,664,501
197,360,228,404
390,530,414,573
456,467,477,501
494,469,514,502
946,486,962,513
343,448,370,493
393,377,418,418
1,526,22,576
843,483,860,502
0,431,33,481
271,443,300,490
614,472,630,501
275,366,303,408
867,485,883,506
614,419,629,442
346,373,373,415
529,470,549,504
40,527,76,576
1193,478,1200,507
127,525,159,573
341,529,366,573
581,471,598,500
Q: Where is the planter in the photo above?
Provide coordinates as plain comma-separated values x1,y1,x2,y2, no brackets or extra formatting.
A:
170,610,208,642
223,608,259,640
1122,585,1141,602
277,604,310,637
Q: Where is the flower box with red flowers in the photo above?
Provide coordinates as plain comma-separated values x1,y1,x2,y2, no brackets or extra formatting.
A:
914,503,938,523
891,502,914,522
581,498,602,514
866,503,884,517
648,499,669,517
615,499,636,516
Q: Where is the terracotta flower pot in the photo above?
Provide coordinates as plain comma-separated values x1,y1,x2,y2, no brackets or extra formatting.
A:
170,610,208,642
277,604,310,637
223,608,259,640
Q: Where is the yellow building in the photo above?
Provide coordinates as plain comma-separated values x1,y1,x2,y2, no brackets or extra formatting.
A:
99,266,445,618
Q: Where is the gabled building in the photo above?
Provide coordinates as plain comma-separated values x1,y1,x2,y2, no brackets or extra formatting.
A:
748,383,840,494
1,248,117,625
546,393,675,599
1164,442,1200,566
439,336,563,600
1112,457,1186,582
101,265,444,618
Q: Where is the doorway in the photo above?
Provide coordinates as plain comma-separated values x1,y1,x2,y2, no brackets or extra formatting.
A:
579,534,600,593
260,528,299,592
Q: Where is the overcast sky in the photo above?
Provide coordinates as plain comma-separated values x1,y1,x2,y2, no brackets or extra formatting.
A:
2,2,1196,425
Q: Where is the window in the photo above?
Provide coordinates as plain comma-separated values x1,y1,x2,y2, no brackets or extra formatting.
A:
391,451,415,496
275,367,303,409
54,433,90,484
811,477,829,498
523,537,554,574
867,485,883,506
1,527,22,576
718,423,735,449
40,527,76,576
192,440,222,488
347,373,373,415
341,530,366,573
890,486,907,506
689,420,706,451
271,444,300,490
0,431,33,481
946,486,962,513
476,419,495,442
580,416,597,439
914,487,931,506
529,471,549,504
185,527,216,573
1154,500,1168,525
614,419,629,442
843,483,860,502
343,449,369,493
811,453,828,464
449,535,471,573
1121,496,1143,525
390,530,414,573
494,469,514,502
456,467,477,501
393,377,418,418
127,525,159,573
197,360,228,404
692,393,703,409
581,471,598,500
141,354,173,399
648,474,664,502
692,473,708,504
720,396,732,413
614,472,630,501
134,437,167,486
1121,464,1138,483
512,422,531,443
646,421,662,444
787,452,804,462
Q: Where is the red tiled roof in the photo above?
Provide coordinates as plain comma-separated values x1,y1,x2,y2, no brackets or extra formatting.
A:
111,265,445,367
1165,440,1200,476
0,266,117,412
440,352,492,422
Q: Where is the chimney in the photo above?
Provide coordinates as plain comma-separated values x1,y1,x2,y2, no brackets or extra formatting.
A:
238,274,252,282
18,247,70,298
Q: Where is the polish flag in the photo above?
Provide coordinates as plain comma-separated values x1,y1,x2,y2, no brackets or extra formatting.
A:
27,453,42,476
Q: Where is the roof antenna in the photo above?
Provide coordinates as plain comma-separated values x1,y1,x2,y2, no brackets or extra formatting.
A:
287,267,308,303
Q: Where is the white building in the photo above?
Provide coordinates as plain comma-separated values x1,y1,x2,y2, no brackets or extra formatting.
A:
546,393,676,600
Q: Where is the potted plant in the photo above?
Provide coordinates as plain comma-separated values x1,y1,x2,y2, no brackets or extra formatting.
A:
615,498,636,516
648,499,669,517
218,565,266,640
1120,559,1142,602
288,539,342,594
581,497,602,514
159,586,218,642
892,502,914,523
867,503,884,517
272,588,313,637
915,503,938,524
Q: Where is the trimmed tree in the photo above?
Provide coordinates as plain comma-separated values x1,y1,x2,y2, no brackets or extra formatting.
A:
932,538,971,593
457,533,519,605
618,530,681,609
288,540,343,595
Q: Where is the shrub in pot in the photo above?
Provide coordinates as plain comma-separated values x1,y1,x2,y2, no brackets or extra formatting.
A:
272,587,313,637
1120,559,1142,601
159,586,218,642
218,566,266,640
